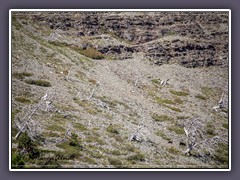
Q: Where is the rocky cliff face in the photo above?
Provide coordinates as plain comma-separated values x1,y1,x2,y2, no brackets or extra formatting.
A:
30,11,228,67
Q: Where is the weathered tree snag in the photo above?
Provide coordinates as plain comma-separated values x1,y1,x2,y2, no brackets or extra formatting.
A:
183,118,228,157
213,92,225,111
14,90,56,141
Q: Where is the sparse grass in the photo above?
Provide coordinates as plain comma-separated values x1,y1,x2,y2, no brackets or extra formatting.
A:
75,70,87,81
127,153,145,162
111,150,122,156
88,150,104,159
47,124,65,132
12,16,23,30
88,79,97,85
106,125,119,134
108,158,123,168
164,105,182,112
123,144,137,152
205,123,216,137
167,146,181,155
151,113,174,122
156,96,175,105
81,156,97,164
176,116,189,120
222,123,228,129
114,134,124,143
168,125,185,135
56,142,82,159
85,135,105,145
12,152,25,168
13,72,33,80
49,41,69,47
25,79,51,87
169,90,189,96
174,97,183,104
78,48,105,60
213,142,228,165
195,94,207,100
74,123,87,131
201,86,213,97
155,131,171,141
74,99,98,115
42,131,61,138
15,97,31,104
151,79,160,85
97,96,130,109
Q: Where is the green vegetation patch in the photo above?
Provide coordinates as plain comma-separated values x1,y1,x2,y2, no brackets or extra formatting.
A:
74,123,87,131
168,125,185,135
15,97,31,104
176,116,190,120
201,86,213,97
106,124,119,134
49,41,69,47
56,142,82,159
155,131,171,141
169,90,189,96
167,146,181,155
151,79,160,85
108,157,123,168
74,99,98,115
195,94,207,100
205,123,216,137
12,16,23,30
25,79,51,87
156,96,176,105
12,152,25,168
127,152,145,162
164,105,182,112
213,142,228,165
13,72,33,80
47,124,65,132
222,123,228,129
78,48,105,60
151,113,174,122
174,97,184,104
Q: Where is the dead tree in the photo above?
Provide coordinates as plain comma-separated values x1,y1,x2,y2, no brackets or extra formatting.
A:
13,90,56,141
47,29,62,42
183,118,228,157
61,123,73,142
183,118,205,155
160,79,169,86
130,124,143,142
213,92,225,111
86,84,99,101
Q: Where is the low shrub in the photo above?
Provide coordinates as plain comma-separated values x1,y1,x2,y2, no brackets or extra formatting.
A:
15,97,31,104
169,90,189,96
12,152,25,168
13,72,33,80
25,79,51,87
155,131,171,141
127,153,145,162
79,48,105,59
151,113,174,122
168,125,185,135
106,125,119,134
195,94,207,100
213,142,228,165
108,157,123,168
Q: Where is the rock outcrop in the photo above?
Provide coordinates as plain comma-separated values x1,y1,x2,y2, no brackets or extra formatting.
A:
30,11,228,67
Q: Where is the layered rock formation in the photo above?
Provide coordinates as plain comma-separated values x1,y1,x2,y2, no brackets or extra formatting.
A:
28,11,229,68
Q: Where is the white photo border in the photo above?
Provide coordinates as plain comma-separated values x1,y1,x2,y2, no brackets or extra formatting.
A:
9,9,231,171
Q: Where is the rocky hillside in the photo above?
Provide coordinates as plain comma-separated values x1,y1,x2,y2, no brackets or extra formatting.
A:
11,11,229,169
